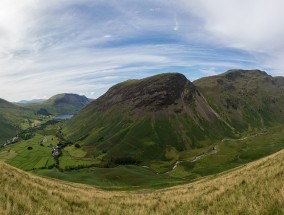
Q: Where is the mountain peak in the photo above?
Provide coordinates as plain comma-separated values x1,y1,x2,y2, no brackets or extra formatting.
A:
223,69,269,81
95,73,195,111
48,93,90,106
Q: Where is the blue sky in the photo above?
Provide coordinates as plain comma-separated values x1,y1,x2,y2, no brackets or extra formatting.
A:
0,0,283,101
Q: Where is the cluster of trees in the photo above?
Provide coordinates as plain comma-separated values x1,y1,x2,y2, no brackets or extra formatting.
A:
36,108,51,116
74,143,81,148
104,157,142,168
64,164,97,171
61,156,142,170
19,132,34,140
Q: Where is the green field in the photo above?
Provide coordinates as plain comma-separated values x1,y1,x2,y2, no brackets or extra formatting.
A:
35,165,181,190
0,133,57,170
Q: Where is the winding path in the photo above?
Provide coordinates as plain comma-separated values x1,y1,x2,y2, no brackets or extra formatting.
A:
221,131,267,142
144,130,268,175
163,146,218,174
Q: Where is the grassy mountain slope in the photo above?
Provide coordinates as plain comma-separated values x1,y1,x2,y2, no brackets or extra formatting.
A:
194,69,284,132
0,148,283,215
0,99,35,142
24,93,91,115
63,73,233,165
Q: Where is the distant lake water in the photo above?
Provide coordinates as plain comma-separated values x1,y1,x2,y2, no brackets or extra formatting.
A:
54,114,74,120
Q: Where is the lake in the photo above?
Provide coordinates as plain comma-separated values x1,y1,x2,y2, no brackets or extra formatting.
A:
54,114,74,120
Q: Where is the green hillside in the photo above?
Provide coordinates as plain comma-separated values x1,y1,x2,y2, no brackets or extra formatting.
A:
194,69,284,131
24,93,91,115
0,99,36,144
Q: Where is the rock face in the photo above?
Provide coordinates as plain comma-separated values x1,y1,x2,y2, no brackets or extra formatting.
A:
95,73,195,110
90,73,218,121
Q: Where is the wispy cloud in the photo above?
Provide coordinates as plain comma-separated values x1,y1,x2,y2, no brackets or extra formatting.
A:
0,0,279,101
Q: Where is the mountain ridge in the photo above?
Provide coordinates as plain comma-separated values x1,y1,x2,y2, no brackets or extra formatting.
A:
193,69,284,131
63,69,284,167
16,99,46,104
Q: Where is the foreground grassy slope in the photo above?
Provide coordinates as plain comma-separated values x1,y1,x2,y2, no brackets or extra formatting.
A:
1,149,283,214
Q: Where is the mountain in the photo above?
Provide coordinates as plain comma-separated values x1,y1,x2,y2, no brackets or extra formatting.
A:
0,99,34,143
24,93,92,115
193,69,284,131
63,70,284,166
0,148,283,214
63,73,233,165
16,99,46,104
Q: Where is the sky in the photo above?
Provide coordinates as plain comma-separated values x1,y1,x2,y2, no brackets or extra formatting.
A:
1,0,284,101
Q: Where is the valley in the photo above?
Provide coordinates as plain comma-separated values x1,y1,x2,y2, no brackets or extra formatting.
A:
4,123,283,190
0,70,284,214
2,70,284,190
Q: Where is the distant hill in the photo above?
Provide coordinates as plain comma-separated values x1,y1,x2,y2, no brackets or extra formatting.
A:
24,93,92,115
16,99,46,104
0,93,91,146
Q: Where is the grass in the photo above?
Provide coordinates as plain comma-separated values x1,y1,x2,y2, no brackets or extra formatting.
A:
0,150,17,160
58,154,96,169
0,148,283,214
35,165,179,190
64,145,87,158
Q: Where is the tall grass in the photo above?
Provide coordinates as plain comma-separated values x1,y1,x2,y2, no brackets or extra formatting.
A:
0,149,284,214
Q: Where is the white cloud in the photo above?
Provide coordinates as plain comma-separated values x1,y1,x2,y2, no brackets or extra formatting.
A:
179,0,284,70
0,0,281,101
103,34,112,38
173,15,179,31
183,0,284,50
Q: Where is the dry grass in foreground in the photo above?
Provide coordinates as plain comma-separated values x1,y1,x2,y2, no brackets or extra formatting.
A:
0,150,284,215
